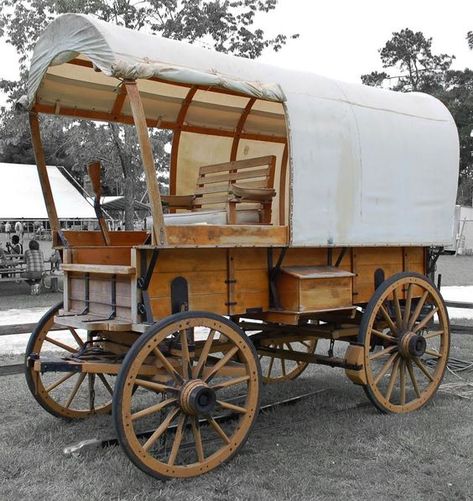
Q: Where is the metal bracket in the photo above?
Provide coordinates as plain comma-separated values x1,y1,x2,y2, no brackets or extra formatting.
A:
268,247,287,309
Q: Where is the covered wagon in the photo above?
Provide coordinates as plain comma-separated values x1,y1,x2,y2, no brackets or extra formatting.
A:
22,14,458,479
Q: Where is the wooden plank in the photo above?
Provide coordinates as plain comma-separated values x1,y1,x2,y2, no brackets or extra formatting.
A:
148,270,227,298
279,141,288,225
29,112,60,232
0,323,63,337
164,225,288,247
281,266,355,279
197,167,270,185
62,264,136,275
0,364,23,376
125,81,166,246
61,231,149,247
71,247,131,265
199,155,276,175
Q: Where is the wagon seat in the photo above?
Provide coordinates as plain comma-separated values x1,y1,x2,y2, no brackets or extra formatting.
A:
159,155,277,226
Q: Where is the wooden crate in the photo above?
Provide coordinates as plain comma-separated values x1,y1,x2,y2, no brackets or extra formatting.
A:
276,266,354,312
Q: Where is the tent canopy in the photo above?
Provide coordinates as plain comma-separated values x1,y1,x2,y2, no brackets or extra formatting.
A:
0,163,96,220
24,14,459,247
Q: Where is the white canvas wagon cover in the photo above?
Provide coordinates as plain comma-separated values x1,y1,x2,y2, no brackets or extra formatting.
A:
25,14,459,247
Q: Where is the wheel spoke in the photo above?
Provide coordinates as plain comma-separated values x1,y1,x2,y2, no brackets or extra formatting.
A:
131,398,177,421
193,329,216,379
374,352,398,385
281,347,287,376
207,416,230,444
371,329,396,343
379,305,398,335
403,284,413,329
45,372,75,393
68,328,84,348
143,408,180,452
407,360,421,398
414,357,434,382
385,357,400,402
407,291,428,330
44,336,77,354
217,399,248,414
425,349,441,359
267,354,275,378
399,360,406,406
191,416,205,462
413,307,438,333
134,378,178,393
423,330,444,340
369,345,396,361
168,414,186,466
64,373,86,408
153,347,183,384
204,346,239,383
180,328,191,380
97,374,114,396
211,375,250,390
88,373,96,412
392,288,403,328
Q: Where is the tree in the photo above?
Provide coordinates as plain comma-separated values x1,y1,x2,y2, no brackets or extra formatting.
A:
468,31,473,49
361,28,473,206
361,28,454,93
0,0,297,228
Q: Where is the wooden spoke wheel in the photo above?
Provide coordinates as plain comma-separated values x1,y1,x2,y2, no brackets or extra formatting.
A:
360,272,450,414
113,311,261,480
258,338,317,383
25,302,114,419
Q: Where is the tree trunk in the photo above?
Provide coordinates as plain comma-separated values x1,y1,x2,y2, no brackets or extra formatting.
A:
110,123,135,230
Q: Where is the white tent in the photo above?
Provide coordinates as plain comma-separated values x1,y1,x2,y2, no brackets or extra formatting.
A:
0,163,96,220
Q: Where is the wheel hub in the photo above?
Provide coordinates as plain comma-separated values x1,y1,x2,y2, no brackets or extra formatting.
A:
398,331,426,358
179,379,216,415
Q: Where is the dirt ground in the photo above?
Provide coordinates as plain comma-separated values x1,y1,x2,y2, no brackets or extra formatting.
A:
437,255,473,286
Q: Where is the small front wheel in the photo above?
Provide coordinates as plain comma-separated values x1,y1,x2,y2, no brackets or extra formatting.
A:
113,311,261,479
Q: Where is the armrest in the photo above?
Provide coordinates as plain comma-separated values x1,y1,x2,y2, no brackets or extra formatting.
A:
161,194,195,210
230,184,276,202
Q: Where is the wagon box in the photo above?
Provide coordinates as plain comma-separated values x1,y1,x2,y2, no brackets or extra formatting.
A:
21,13,458,480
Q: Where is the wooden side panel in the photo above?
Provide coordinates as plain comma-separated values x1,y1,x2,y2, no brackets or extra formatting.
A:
68,273,132,321
300,277,352,311
232,248,269,314
148,249,228,319
353,247,426,304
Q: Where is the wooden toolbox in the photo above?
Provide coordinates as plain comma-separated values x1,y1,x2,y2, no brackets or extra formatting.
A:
276,266,355,312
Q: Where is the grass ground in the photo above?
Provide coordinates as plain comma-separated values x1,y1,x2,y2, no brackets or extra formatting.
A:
1,333,472,501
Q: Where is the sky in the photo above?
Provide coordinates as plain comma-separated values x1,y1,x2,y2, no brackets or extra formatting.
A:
0,0,472,106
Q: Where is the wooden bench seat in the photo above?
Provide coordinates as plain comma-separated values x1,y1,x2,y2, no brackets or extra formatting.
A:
162,155,277,225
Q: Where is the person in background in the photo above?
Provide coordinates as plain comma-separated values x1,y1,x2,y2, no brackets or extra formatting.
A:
5,221,11,237
6,235,23,255
15,221,23,237
22,239,44,295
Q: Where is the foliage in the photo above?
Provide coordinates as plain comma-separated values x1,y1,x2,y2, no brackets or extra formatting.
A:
0,0,296,228
361,28,473,206
468,31,473,49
